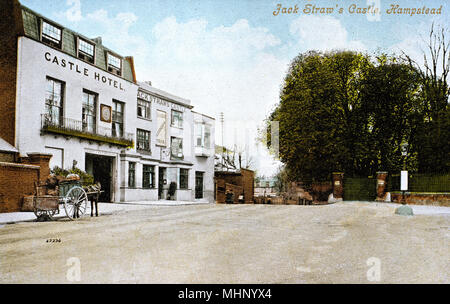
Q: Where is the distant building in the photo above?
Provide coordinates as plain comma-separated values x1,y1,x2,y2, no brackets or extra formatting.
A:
254,177,278,197
215,169,254,204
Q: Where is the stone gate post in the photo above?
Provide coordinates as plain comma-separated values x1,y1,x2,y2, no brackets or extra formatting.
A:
376,171,389,202
332,172,344,202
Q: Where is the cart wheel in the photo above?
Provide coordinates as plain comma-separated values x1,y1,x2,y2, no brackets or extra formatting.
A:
64,186,87,220
34,209,57,221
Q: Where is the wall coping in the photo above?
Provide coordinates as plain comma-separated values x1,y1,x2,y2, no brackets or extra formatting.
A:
391,191,450,196
0,161,40,169
26,152,53,157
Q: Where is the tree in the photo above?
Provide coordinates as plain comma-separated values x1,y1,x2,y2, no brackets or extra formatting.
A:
273,165,289,194
359,56,422,174
265,50,423,182
267,51,374,181
402,24,450,173
214,144,254,171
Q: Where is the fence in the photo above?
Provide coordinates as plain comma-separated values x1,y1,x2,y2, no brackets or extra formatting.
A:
388,173,450,193
342,173,449,204
41,114,134,147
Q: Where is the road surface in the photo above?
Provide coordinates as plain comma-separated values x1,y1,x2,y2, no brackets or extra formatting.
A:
0,202,448,283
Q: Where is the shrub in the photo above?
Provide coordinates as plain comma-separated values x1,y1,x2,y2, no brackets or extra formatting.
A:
51,166,94,186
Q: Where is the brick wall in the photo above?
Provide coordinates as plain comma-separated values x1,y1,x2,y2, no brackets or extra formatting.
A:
215,178,226,204
20,153,52,183
0,153,51,212
0,152,16,162
391,192,450,207
225,183,243,204
0,0,24,146
215,169,255,204
240,169,255,203
0,162,40,212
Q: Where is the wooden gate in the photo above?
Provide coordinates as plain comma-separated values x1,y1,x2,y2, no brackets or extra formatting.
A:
344,177,377,201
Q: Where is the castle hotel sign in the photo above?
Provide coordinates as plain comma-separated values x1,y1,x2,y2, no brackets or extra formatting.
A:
44,51,126,91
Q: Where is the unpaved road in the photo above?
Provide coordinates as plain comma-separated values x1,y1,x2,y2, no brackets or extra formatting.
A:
0,202,449,283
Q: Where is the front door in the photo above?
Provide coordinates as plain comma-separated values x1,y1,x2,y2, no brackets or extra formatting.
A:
86,154,113,202
195,171,204,199
158,167,166,199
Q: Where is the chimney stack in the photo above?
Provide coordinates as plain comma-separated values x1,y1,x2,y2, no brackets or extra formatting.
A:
92,36,102,45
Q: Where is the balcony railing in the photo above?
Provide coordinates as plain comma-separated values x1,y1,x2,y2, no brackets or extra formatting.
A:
195,146,212,157
41,114,134,147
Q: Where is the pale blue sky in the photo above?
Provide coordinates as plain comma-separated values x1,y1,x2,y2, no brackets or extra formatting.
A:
20,0,449,175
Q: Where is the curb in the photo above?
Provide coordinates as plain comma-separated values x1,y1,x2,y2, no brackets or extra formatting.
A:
0,202,212,225
0,212,117,225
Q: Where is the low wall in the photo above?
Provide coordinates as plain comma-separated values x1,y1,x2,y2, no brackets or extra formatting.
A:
120,188,159,202
254,196,283,204
310,182,333,202
391,192,450,207
0,162,40,212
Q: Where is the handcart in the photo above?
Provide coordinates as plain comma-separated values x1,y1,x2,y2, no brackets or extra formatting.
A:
33,180,88,221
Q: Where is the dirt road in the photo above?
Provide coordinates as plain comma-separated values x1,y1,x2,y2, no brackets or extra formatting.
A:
0,202,448,283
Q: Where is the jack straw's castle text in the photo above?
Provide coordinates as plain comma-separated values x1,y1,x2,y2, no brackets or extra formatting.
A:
273,3,443,16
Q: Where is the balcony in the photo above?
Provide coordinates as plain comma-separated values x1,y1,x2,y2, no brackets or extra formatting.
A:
41,114,134,147
195,146,212,157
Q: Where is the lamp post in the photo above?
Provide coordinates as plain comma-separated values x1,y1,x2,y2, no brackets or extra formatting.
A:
400,142,408,204
395,142,414,216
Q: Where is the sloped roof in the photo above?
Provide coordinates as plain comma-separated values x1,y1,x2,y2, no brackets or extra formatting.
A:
20,5,135,83
0,138,18,153
138,81,193,109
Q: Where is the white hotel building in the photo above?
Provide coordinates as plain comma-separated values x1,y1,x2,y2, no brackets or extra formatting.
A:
1,1,215,203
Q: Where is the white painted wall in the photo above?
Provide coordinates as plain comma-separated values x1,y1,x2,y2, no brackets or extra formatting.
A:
16,37,137,202
15,36,215,203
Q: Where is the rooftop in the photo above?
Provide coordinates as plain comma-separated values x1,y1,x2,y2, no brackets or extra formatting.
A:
138,81,193,109
20,3,136,83
0,137,18,153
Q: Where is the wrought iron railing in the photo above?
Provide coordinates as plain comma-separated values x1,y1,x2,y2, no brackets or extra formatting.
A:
41,114,134,147
388,173,450,193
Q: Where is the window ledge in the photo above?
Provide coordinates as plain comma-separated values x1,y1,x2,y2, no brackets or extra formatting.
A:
137,116,152,122
137,148,152,155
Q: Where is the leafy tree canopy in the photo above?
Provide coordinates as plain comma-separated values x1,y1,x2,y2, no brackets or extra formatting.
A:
264,50,443,182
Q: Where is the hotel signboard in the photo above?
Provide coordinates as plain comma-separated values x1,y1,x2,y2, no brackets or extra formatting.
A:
156,110,167,146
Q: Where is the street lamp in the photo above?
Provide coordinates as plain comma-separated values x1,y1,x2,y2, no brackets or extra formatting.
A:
400,142,408,204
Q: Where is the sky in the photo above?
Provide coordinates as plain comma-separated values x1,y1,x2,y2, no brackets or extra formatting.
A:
20,0,449,176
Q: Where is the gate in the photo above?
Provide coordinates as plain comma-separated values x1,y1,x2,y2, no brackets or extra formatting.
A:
344,176,377,201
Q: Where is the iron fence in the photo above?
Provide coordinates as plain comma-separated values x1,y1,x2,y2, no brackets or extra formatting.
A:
388,173,450,193
41,114,134,146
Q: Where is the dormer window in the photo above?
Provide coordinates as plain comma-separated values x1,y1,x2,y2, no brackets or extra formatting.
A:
41,20,62,48
78,38,95,64
107,53,122,76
